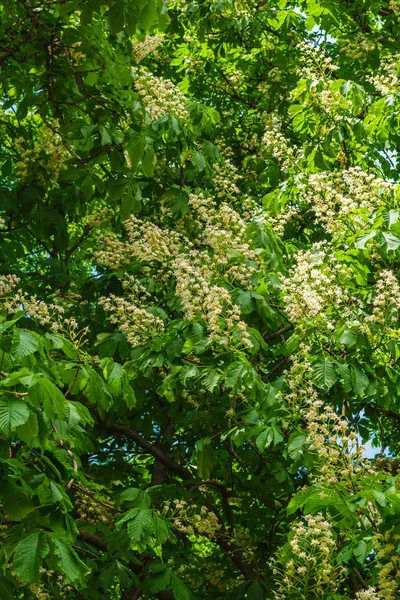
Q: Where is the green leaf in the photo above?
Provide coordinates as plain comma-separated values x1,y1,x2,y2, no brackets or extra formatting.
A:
29,379,65,420
11,329,39,359
288,432,307,461
17,412,39,442
171,573,191,600
338,330,357,348
225,362,248,389
147,565,171,593
127,508,153,542
351,366,369,395
152,513,169,545
85,370,113,410
203,370,221,393
353,540,372,565
382,232,400,250
336,362,352,392
385,209,399,228
13,532,50,583
53,537,89,583
100,126,112,146
3,493,34,520
140,0,157,29
0,395,29,436
0,577,13,600
142,147,156,176
354,230,376,249
312,358,338,390
108,3,125,33
196,438,216,478
192,151,207,172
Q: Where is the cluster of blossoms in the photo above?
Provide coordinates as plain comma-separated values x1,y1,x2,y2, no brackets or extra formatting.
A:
389,0,400,17
75,491,114,528
65,41,86,64
367,54,400,95
282,358,375,488
225,68,244,88
272,513,342,599
174,252,253,347
100,293,165,347
262,118,296,170
298,167,394,236
14,122,70,186
341,33,376,60
364,270,400,328
356,590,382,600
132,35,163,62
162,499,222,538
97,194,257,348
281,243,354,327
212,153,242,201
369,526,400,599
188,193,257,286
296,40,339,80
29,573,73,600
133,68,189,120
258,68,282,95
305,391,368,487
96,214,184,272
0,274,20,297
0,277,90,352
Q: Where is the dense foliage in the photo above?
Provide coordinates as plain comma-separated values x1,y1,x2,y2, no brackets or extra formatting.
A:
2,0,400,598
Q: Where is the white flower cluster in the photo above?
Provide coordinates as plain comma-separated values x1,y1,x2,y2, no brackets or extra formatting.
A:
163,498,222,538
14,122,70,187
188,193,257,286
281,243,353,326
297,40,339,80
262,119,297,170
299,167,393,235
100,293,165,347
364,270,400,327
367,54,400,95
212,156,242,200
355,590,382,600
272,513,342,598
132,35,163,62
374,526,400,599
0,274,19,297
174,252,252,347
341,33,376,60
133,68,189,121
96,215,184,272
97,193,258,348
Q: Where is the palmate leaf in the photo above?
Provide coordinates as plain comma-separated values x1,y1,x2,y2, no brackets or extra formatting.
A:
12,532,50,583
0,394,29,437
